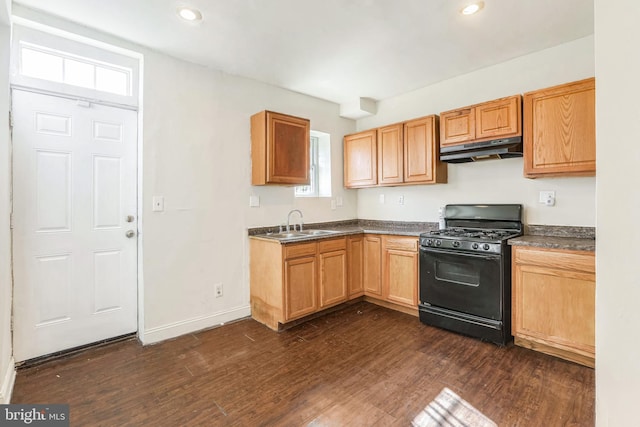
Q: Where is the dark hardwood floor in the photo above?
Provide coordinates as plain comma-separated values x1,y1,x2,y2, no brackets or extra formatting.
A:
11,302,595,426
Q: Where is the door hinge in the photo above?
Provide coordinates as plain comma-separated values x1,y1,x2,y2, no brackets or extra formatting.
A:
8,111,13,129
9,212,13,229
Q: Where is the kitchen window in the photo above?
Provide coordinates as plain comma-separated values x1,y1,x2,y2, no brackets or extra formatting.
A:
295,131,331,198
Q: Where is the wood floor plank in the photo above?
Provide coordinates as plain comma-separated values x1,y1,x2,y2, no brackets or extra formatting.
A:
11,301,594,426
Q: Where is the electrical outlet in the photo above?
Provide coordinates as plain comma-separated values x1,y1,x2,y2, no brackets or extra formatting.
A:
379,194,385,204
539,191,556,207
215,283,223,298
398,195,405,205
336,196,343,207
330,199,337,210
249,195,260,207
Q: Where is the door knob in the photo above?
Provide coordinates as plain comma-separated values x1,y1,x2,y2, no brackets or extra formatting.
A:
126,230,136,238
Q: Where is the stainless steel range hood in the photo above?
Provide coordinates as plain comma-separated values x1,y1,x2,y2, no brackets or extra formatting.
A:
440,136,522,163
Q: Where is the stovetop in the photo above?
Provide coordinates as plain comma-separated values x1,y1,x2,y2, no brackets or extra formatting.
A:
420,204,523,254
423,227,521,241
419,227,522,254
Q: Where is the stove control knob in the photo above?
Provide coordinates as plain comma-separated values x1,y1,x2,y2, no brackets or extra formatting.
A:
453,241,460,248
426,239,433,246
436,240,442,246
483,244,490,251
472,243,479,250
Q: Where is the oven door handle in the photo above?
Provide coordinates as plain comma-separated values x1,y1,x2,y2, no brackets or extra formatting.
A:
420,246,501,260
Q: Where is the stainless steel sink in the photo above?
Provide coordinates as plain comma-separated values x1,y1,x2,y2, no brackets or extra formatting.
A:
264,229,340,240
297,230,339,236
266,232,302,239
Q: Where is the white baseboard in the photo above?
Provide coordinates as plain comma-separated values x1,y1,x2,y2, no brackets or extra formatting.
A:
0,357,16,404
140,305,251,345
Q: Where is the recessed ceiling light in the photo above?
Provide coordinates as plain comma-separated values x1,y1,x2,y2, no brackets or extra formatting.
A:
461,1,484,15
177,7,203,22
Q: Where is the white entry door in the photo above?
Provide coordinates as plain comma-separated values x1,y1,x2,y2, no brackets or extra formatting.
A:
12,89,138,362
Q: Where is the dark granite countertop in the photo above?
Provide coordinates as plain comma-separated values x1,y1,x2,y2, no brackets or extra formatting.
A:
248,219,438,243
508,225,595,252
250,220,596,251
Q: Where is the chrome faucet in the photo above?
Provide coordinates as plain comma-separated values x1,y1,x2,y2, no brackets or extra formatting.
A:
286,209,304,232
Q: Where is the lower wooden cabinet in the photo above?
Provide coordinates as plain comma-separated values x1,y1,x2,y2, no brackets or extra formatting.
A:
318,239,348,308
383,236,418,307
250,233,419,331
284,255,317,320
347,236,364,298
363,234,419,311
363,235,382,296
512,246,595,367
250,237,347,330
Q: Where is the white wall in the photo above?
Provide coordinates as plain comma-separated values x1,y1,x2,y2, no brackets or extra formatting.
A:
356,36,596,226
594,1,640,425
8,6,357,345
142,53,356,341
0,0,14,404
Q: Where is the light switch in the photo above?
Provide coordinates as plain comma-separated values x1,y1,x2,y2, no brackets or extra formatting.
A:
336,196,343,207
379,194,385,204
152,196,164,212
249,195,260,207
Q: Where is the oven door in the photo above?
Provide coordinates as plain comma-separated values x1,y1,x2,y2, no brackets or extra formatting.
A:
420,246,503,320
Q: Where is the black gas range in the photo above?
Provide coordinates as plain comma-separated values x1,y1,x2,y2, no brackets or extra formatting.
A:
418,204,523,345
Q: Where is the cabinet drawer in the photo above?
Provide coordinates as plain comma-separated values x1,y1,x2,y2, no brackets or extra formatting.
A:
514,247,594,274
318,237,347,253
384,236,418,252
284,242,317,259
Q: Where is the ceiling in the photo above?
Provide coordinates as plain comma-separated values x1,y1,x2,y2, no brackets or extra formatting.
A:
13,0,594,107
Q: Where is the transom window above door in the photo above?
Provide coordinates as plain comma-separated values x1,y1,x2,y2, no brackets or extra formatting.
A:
10,21,141,108
19,42,132,97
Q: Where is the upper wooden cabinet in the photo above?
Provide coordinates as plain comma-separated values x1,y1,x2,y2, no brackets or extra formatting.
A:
440,95,522,148
344,115,446,188
440,108,475,145
344,129,377,188
377,124,404,185
251,110,310,185
404,116,447,184
523,78,596,178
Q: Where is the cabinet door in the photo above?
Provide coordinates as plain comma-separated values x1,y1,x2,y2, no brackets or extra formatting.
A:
440,108,475,146
512,247,595,366
347,236,364,298
383,236,418,307
403,116,446,184
344,130,377,188
284,255,317,321
267,112,310,184
377,124,404,185
475,95,521,141
523,78,595,177
319,249,348,308
363,235,382,296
